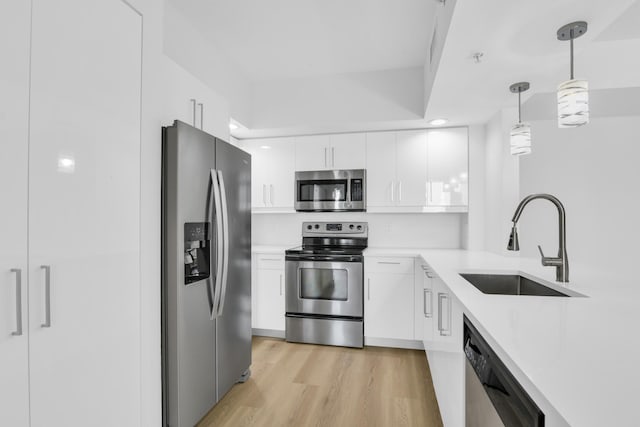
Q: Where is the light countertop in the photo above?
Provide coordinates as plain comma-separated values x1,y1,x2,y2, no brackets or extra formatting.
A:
365,247,640,427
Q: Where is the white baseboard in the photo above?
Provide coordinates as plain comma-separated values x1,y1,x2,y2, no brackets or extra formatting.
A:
252,328,285,339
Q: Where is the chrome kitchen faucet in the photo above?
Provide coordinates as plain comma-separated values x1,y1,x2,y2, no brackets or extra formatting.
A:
507,193,569,282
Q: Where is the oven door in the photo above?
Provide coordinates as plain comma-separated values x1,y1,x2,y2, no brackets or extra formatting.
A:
285,258,363,318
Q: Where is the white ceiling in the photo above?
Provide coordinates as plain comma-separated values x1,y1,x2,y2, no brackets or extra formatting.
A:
167,0,437,82
425,0,640,126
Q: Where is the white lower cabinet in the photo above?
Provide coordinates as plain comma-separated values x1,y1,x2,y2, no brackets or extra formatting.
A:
420,258,465,427
364,257,414,341
0,1,142,426
415,263,435,342
252,254,286,331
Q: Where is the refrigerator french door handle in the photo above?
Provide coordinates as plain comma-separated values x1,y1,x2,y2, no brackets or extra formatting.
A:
216,170,230,316
10,268,22,336
210,169,224,319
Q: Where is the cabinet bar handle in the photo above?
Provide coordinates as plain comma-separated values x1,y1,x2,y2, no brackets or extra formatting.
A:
398,181,402,202
390,181,395,202
367,278,371,300
423,288,432,318
279,274,283,296
10,268,22,336
324,147,328,168
190,99,197,127
377,261,401,265
262,184,267,206
41,265,51,328
260,258,282,261
438,292,451,336
331,147,335,167
198,103,204,130
270,184,274,206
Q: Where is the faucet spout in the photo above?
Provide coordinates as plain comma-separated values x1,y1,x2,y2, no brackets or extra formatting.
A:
507,194,569,282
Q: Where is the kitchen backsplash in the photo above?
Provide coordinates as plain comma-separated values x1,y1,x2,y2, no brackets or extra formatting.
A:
252,212,464,248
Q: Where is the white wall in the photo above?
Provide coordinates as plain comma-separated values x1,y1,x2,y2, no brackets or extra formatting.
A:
483,108,520,255
423,0,457,118
163,1,252,126
464,124,486,250
253,213,464,249
250,67,424,129
518,114,640,279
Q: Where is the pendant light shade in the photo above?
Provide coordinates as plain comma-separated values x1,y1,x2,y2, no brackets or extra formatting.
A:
557,79,589,128
510,122,532,155
557,22,589,128
509,82,531,156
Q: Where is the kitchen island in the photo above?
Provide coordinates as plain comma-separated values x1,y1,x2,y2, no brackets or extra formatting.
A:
365,248,640,427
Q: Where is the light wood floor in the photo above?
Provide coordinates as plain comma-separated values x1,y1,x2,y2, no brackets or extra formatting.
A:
198,337,443,427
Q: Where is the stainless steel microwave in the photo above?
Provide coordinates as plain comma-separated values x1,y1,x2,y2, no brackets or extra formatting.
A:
294,169,366,212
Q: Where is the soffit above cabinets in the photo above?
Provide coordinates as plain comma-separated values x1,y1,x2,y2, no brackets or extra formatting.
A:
166,0,437,82
425,0,640,127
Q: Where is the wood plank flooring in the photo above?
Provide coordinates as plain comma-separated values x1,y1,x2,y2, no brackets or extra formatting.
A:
198,337,443,427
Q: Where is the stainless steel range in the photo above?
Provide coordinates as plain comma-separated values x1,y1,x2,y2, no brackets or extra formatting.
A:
285,222,368,348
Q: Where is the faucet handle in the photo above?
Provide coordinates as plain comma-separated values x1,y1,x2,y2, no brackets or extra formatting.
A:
538,245,563,266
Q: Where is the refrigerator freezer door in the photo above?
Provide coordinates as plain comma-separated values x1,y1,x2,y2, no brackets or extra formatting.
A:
214,139,252,400
163,121,219,427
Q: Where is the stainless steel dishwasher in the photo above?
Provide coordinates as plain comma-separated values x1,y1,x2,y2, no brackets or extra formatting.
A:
464,316,545,427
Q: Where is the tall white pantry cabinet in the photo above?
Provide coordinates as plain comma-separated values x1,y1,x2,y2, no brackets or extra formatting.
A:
0,1,142,426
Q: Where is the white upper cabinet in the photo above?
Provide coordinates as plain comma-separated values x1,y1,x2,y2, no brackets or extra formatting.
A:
295,134,332,171
330,133,366,169
0,1,31,426
365,132,397,207
427,128,468,207
366,130,429,209
396,130,429,207
242,138,295,210
366,128,468,212
295,133,366,171
162,57,230,141
26,1,142,426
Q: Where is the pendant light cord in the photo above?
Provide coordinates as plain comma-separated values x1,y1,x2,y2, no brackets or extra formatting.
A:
518,91,522,123
570,30,574,80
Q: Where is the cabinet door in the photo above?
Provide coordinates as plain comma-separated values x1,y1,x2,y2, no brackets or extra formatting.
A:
365,273,414,340
431,277,463,353
365,132,397,207
396,130,428,206
243,138,295,209
0,1,31,426
295,135,331,171
253,256,285,331
330,133,366,169
415,265,435,343
427,128,468,207
28,1,142,426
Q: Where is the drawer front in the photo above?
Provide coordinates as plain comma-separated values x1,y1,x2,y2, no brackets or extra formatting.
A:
256,254,285,270
366,257,414,274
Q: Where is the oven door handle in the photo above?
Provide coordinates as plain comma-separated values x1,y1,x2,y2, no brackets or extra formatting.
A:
286,255,361,262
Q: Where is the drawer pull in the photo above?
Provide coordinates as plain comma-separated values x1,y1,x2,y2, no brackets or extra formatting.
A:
377,261,401,265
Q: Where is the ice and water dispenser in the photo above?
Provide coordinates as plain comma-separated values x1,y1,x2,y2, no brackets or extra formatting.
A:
184,222,211,285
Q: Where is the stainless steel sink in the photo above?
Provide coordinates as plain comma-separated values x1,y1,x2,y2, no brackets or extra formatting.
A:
459,273,571,297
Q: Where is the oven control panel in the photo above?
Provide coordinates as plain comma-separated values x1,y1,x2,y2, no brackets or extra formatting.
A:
302,222,368,237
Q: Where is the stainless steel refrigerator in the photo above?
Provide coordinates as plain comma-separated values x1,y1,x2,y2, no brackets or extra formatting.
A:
162,120,252,427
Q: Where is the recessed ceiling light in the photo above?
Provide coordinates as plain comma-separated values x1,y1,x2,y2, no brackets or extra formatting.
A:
429,118,448,126
260,145,271,150
229,122,239,131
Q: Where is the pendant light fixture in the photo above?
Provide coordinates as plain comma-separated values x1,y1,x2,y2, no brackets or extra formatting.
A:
557,21,589,128
509,82,531,156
